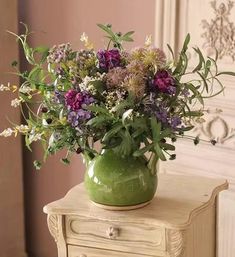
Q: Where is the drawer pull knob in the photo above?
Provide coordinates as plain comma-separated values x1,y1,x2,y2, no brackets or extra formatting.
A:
106,226,119,239
79,254,87,257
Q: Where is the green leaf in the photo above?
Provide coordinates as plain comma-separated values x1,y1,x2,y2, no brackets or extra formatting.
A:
179,125,194,131
121,31,135,42
154,143,166,161
159,143,175,151
184,111,203,117
133,143,154,157
102,137,122,149
203,60,212,78
85,105,110,115
122,31,135,37
192,47,205,73
150,116,161,143
182,33,190,53
167,44,175,59
197,71,209,93
113,129,133,157
102,123,123,143
113,93,134,115
216,71,235,76
97,23,116,38
86,115,112,127
89,80,105,94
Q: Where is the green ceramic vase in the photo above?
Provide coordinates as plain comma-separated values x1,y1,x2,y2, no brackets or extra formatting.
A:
84,150,158,207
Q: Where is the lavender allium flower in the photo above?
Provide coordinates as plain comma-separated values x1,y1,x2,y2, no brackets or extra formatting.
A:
153,70,175,94
105,67,128,88
150,48,166,67
97,49,121,70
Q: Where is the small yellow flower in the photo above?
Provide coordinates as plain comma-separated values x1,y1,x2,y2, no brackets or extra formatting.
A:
12,85,18,92
15,125,30,134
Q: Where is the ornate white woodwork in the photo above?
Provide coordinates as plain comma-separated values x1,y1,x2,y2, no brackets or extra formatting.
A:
201,0,235,60
44,175,227,257
155,1,235,256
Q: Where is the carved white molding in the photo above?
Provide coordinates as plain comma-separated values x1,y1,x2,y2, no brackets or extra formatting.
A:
47,214,60,242
47,214,67,257
166,229,186,257
192,112,235,146
201,0,235,60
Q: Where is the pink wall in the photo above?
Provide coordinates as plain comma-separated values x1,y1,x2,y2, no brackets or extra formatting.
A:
0,1,26,256
19,1,156,256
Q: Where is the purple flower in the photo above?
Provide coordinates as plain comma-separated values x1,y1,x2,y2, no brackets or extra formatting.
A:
67,110,92,128
170,116,182,129
153,70,175,94
156,106,168,123
65,90,94,111
97,49,121,70
47,43,72,64
65,90,94,128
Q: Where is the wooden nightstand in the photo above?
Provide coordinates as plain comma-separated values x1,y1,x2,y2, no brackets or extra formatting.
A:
43,174,228,257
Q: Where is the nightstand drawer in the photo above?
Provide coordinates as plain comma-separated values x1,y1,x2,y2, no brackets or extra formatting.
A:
66,215,166,256
68,245,160,257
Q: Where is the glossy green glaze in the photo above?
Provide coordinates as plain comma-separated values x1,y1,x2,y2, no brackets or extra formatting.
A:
84,150,158,206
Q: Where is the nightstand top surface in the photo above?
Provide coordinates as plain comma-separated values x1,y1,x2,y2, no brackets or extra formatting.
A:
44,174,227,229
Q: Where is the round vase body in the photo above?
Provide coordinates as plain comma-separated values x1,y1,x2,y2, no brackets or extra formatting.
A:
84,150,158,207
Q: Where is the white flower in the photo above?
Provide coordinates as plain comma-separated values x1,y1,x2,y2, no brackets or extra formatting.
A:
79,74,105,92
0,82,11,91
145,35,152,47
0,128,13,137
19,86,33,94
80,32,89,42
11,98,22,107
15,125,30,133
28,133,42,143
80,32,94,50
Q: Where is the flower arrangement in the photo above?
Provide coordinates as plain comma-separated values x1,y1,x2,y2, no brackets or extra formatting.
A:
1,24,234,170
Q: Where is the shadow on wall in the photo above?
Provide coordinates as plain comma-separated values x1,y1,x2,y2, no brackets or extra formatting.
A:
17,0,157,257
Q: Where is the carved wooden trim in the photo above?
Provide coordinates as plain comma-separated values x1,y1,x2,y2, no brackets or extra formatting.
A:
47,214,67,257
192,111,235,145
47,214,60,242
166,229,186,257
201,0,235,60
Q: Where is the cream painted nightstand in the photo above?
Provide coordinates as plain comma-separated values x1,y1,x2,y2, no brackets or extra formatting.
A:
43,174,228,257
